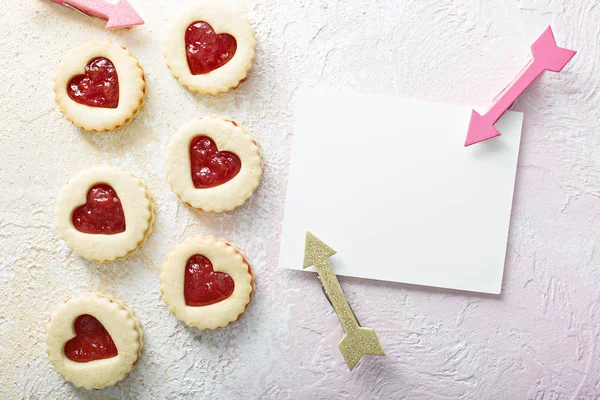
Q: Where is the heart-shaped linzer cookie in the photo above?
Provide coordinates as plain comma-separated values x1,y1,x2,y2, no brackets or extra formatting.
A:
67,57,119,108
184,254,235,306
185,21,237,75
72,184,126,235
190,135,241,188
64,314,118,362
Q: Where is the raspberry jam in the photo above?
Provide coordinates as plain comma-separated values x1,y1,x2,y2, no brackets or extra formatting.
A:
185,21,237,75
190,136,241,188
67,57,119,108
72,184,126,235
184,254,235,306
64,315,118,362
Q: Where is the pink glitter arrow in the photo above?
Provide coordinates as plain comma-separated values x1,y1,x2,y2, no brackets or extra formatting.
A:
49,0,143,29
464,26,576,147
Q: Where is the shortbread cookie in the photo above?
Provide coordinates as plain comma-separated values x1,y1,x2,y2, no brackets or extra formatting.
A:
46,293,143,390
164,3,256,94
54,41,146,131
161,236,254,330
56,166,154,262
166,116,262,212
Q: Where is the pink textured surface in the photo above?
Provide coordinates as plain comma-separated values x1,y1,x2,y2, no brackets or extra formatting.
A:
1,0,597,399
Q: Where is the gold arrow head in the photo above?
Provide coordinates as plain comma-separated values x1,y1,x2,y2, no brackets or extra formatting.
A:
303,232,336,268
338,327,386,371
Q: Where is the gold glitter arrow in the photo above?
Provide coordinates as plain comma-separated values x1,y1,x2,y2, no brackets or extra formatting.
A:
303,232,385,370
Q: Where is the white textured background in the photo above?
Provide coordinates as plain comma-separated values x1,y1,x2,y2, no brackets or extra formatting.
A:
0,0,596,398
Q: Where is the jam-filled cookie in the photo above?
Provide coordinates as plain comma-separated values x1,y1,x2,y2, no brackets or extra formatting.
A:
54,41,146,131
55,166,154,262
164,2,256,94
46,293,143,390
165,116,262,212
160,236,254,330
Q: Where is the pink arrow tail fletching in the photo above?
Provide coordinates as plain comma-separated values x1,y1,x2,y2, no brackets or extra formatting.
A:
530,27,577,72
50,0,143,29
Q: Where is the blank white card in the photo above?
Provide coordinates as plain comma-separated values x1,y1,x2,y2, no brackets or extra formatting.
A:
278,88,523,294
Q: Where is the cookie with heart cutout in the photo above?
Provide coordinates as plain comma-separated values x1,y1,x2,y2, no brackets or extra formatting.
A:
55,166,154,262
164,2,256,94
160,236,254,330
165,116,262,212
54,41,146,132
46,293,143,390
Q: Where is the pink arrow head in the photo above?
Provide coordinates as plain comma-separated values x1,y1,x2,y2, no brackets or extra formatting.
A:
530,26,576,72
464,110,501,147
104,0,144,29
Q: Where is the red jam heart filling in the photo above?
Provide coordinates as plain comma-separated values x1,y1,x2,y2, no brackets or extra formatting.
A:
64,314,118,362
185,21,237,75
72,184,126,235
184,254,235,306
67,57,119,108
190,135,241,188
